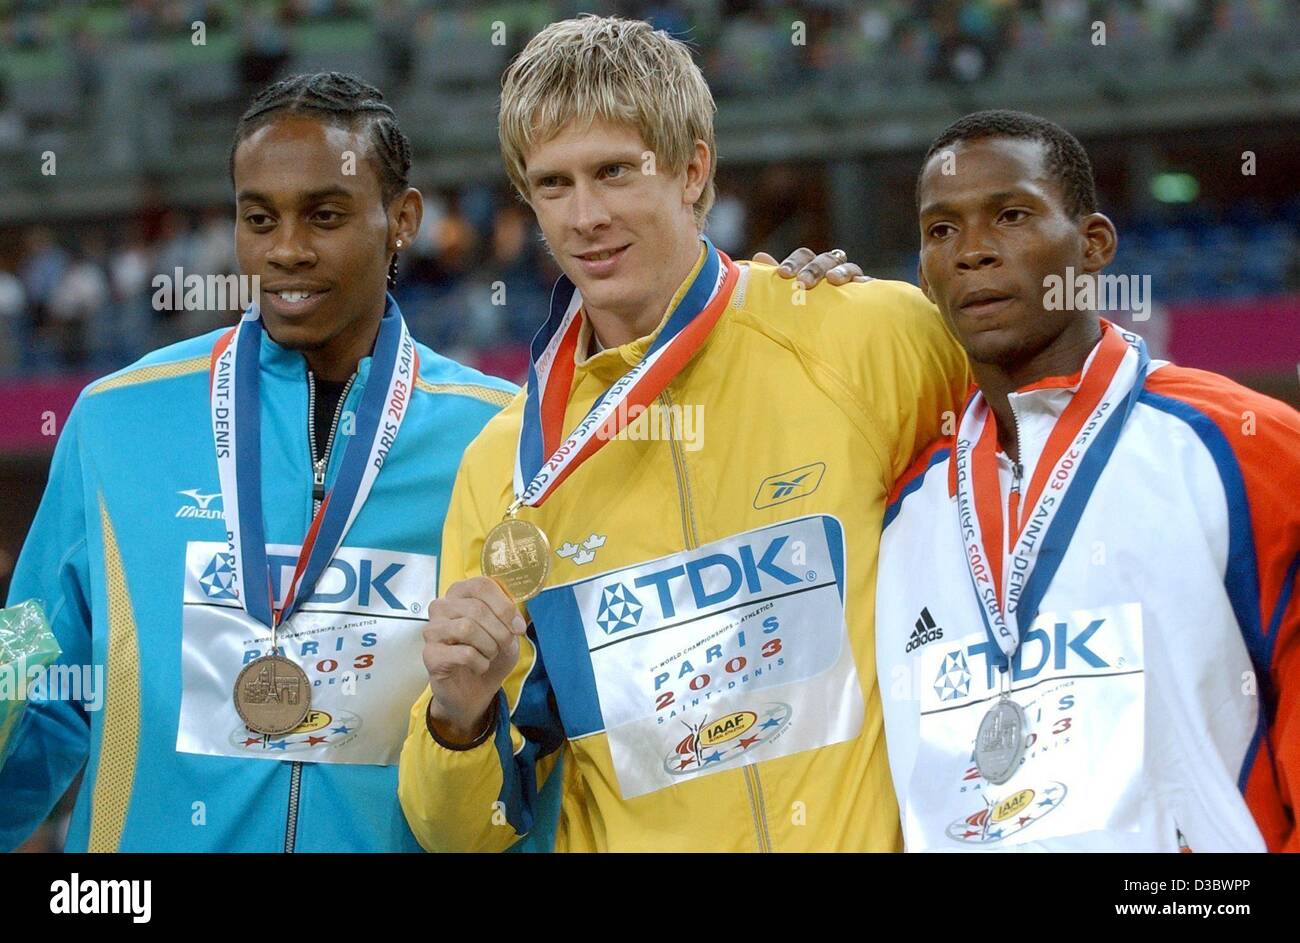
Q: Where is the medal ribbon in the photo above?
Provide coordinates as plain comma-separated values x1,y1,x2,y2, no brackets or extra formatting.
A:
513,237,738,508
954,323,1151,667
208,297,419,630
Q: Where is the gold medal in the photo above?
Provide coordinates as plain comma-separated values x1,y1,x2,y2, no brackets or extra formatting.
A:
482,516,550,601
233,654,312,736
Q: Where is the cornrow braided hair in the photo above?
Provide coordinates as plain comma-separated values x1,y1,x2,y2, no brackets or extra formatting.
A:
229,72,412,287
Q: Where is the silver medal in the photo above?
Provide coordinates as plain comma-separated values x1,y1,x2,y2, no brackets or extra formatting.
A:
974,697,1027,784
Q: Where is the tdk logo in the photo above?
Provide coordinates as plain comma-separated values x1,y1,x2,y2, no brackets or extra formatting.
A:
965,618,1109,688
632,535,802,619
200,553,239,601
266,553,407,611
934,650,971,701
596,583,643,634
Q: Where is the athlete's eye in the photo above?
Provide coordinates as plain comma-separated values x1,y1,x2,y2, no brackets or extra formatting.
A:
927,222,955,239
601,164,629,180
243,213,274,228
313,210,345,225
999,208,1029,224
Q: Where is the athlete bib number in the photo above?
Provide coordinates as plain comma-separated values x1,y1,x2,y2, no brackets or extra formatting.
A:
176,541,435,765
906,602,1145,849
534,515,864,799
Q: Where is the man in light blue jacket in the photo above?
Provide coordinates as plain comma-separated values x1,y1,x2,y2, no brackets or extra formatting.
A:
0,73,523,852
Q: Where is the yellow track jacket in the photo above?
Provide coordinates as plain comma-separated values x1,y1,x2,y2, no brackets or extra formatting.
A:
399,260,970,851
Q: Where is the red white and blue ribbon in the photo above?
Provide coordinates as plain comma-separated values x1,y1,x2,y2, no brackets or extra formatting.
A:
513,237,737,508
954,322,1150,668
208,295,419,630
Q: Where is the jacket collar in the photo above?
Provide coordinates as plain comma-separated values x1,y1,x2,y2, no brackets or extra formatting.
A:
998,320,1113,473
571,242,722,383
254,292,399,387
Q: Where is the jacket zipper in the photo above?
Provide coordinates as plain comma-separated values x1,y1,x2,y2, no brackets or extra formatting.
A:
284,369,356,853
1007,461,1024,542
1006,397,1026,542
660,387,773,853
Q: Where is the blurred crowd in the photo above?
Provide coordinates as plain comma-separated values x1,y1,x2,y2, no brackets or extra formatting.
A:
0,178,761,378
1,1,1292,95
0,0,1296,379
1,181,1296,379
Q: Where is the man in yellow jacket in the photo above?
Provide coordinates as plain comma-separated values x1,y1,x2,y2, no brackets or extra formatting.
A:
397,15,970,851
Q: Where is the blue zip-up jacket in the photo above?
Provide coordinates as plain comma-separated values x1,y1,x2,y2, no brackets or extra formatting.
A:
0,303,551,852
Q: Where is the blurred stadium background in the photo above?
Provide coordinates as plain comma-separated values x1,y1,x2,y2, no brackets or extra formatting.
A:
0,0,1298,625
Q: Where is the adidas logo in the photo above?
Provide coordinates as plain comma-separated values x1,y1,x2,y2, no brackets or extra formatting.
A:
905,607,944,653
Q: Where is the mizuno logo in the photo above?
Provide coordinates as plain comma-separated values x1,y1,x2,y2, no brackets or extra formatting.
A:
177,489,224,520
178,489,221,509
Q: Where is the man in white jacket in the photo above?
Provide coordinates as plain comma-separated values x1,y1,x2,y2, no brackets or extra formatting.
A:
876,110,1299,852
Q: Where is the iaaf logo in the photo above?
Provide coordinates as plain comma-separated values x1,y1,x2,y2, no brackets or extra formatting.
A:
664,703,792,774
620,535,807,624
230,707,362,754
947,782,1067,844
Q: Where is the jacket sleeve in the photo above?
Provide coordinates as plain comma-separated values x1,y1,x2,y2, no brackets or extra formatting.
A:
854,280,972,485
1142,367,1300,851
0,398,94,851
739,268,971,491
398,443,565,853
1229,391,1300,851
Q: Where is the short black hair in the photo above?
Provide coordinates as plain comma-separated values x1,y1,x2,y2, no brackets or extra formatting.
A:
228,72,412,205
917,109,1097,218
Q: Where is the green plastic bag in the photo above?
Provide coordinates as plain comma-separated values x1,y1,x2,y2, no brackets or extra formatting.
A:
0,600,61,769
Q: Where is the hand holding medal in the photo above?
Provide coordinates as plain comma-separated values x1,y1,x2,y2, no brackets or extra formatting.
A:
420,576,529,744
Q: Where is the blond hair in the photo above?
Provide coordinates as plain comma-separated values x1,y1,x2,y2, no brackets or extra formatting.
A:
498,15,717,227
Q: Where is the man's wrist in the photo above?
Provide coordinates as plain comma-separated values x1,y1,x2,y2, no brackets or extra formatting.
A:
426,697,498,751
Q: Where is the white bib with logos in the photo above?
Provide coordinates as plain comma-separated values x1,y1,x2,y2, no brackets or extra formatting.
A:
176,540,435,765
554,514,863,799
906,602,1145,850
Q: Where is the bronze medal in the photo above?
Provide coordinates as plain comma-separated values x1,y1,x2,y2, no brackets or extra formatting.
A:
481,517,550,601
233,654,312,736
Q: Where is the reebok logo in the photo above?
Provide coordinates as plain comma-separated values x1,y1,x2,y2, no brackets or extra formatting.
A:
753,462,826,509
905,607,944,653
